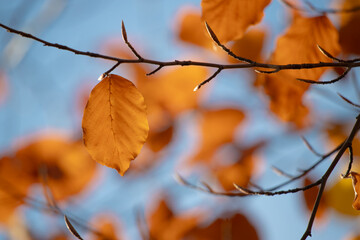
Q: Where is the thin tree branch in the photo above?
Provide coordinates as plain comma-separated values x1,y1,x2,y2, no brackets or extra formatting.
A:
2,22,360,87
338,93,360,109
301,114,360,240
301,136,323,157
341,145,354,178
193,67,222,91
296,67,351,85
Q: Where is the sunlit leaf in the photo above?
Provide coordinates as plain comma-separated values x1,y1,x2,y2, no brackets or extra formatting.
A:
350,172,360,210
326,177,360,216
201,0,271,43
89,214,123,240
256,14,340,127
189,108,245,164
82,74,149,175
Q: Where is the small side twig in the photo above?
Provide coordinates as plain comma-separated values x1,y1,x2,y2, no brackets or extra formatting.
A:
122,20,143,60
317,45,345,63
146,65,163,76
64,215,84,240
297,67,351,85
271,166,294,178
338,93,360,109
341,145,354,178
205,22,254,64
193,67,222,91
301,136,323,157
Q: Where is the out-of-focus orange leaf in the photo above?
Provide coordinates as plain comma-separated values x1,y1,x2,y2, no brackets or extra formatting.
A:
139,67,207,118
0,157,26,223
256,14,340,127
186,213,259,240
325,177,360,216
258,71,310,128
201,0,271,43
178,9,214,49
148,198,200,240
228,29,266,63
90,214,123,240
189,108,245,164
215,144,261,191
338,0,360,55
350,172,360,210
302,177,327,220
14,137,97,200
82,74,149,175
147,124,174,153
326,123,360,157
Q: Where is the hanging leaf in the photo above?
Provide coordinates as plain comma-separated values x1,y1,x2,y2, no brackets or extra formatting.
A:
256,14,340,128
82,74,149,175
351,172,360,210
201,0,271,43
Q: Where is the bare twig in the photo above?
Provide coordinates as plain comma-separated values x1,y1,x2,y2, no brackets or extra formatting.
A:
281,0,360,14
271,166,294,178
1,22,360,89
341,145,354,178
205,22,254,64
297,67,351,85
64,215,84,240
147,65,163,75
301,136,323,157
193,67,222,91
301,114,360,240
317,45,345,63
338,93,360,109
122,21,143,60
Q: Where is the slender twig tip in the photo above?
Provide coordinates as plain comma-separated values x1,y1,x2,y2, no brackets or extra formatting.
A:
193,85,200,92
98,73,106,81
233,183,250,194
204,22,220,45
121,20,128,43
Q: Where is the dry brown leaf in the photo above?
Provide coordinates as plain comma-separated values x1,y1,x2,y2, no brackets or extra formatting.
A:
351,172,360,210
82,74,149,175
201,0,271,43
189,108,245,164
186,213,259,240
257,14,340,127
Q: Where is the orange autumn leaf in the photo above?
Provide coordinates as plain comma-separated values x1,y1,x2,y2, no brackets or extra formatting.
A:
302,177,327,220
82,74,149,175
0,157,27,223
138,67,208,118
189,108,245,164
14,137,97,200
228,29,266,63
147,123,174,153
215,144,261,191
338,0,360,55
178,9,214,49
325,177,360,216
187,213,259,240
89,214,123,240
201,0,271,43
326,123,360,157
148,198,199,240
350,172,360,210
257,14,340,127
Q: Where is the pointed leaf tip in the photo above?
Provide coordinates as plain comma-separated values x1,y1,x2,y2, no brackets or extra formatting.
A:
82,74,149,175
